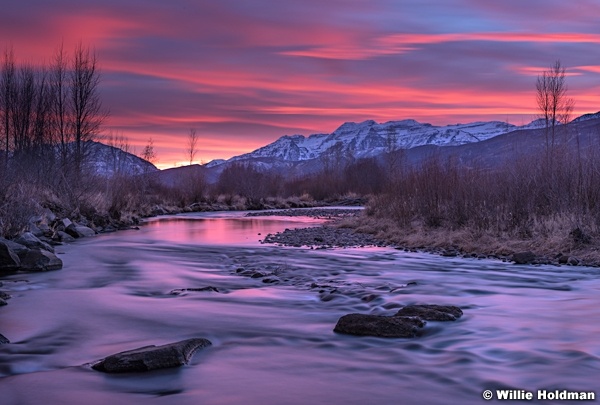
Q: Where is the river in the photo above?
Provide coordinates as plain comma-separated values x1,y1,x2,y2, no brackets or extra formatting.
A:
0,210,599,404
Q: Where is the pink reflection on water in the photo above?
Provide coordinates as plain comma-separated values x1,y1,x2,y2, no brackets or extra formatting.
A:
142,214,325,245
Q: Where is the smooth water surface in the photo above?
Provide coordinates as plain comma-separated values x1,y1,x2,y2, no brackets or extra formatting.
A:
0,210,599,404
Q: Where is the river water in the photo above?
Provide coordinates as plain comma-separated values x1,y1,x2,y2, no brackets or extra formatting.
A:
0,211,599,404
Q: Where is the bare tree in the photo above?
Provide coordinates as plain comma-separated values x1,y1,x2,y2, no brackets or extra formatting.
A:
11,64,36,154
70,43,107,174
536,60,574,151
105,130,131,175
0,47,15,165
141,137,157,164
186,128,198,165
51,43,70,169
31,68,53,154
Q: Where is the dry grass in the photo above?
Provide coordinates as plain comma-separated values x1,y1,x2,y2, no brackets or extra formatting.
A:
342,211,600,265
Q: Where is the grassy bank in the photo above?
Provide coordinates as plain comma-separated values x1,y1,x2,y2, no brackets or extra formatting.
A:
341,213,600,266
338,139,600,266
0,171,347,239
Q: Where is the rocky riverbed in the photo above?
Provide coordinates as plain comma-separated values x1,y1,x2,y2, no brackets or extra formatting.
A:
252,208,384,248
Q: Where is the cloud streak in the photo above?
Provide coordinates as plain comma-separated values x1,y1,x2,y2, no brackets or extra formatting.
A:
0,0,598,167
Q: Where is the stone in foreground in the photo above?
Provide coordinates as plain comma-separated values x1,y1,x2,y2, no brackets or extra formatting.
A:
334,313,425,338
0,333,9,344
92,338,212,373
395,304,463,321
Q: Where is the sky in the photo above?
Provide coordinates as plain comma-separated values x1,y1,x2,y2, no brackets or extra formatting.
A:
1,0,599,168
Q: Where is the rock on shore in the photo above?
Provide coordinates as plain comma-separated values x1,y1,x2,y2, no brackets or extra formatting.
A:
0,238,62,273
0,241,21,272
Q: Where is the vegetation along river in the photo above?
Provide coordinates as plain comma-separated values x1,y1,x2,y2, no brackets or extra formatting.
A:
0,209,599,404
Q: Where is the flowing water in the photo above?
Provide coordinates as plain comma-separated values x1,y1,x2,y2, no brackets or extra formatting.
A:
0,210,599,404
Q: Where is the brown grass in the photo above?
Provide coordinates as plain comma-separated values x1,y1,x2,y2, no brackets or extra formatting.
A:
341,213,600,264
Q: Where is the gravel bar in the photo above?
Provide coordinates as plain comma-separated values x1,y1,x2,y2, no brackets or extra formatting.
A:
262,225,388,249
246,208,362,219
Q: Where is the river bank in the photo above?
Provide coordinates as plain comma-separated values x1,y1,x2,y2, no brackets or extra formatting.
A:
255,208,600,268
1,210,599,404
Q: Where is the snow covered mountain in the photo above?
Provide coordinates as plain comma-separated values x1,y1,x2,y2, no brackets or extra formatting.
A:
225,118,523,165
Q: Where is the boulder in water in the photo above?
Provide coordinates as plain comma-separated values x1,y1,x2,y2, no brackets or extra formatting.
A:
394,304,463,321
334,313,425,338
91,338,212,373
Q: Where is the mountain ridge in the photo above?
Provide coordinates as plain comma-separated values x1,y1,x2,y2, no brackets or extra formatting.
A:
216,116,546,166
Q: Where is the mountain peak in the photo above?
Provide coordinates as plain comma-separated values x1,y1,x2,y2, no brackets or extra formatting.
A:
206,112,599,169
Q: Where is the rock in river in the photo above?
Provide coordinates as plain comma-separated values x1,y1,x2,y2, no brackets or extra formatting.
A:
335,304,464,338
334,313,425,338
92,338,212,373
395,304,463,321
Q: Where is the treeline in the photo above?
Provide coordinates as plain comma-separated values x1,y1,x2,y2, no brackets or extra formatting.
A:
0,43,106,236
0,43,105,184
210,154,387,202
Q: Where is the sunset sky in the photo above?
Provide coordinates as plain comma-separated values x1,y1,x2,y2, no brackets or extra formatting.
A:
1,0,599,168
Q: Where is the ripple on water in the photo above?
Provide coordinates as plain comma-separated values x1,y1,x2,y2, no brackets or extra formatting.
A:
1,212,600,404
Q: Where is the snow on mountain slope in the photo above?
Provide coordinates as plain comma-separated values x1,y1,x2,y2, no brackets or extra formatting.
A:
228,118,516,164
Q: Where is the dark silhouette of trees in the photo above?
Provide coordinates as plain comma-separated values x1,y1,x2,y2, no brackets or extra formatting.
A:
0,47,15,166
52,43,70,170
70,43,106,174
0,42,107,182
216,163,282,202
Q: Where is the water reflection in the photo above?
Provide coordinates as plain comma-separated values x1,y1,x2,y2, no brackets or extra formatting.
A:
0,211,599,405
142,213,325,245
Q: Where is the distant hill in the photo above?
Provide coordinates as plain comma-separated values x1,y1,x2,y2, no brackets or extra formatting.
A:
85,141,158,177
